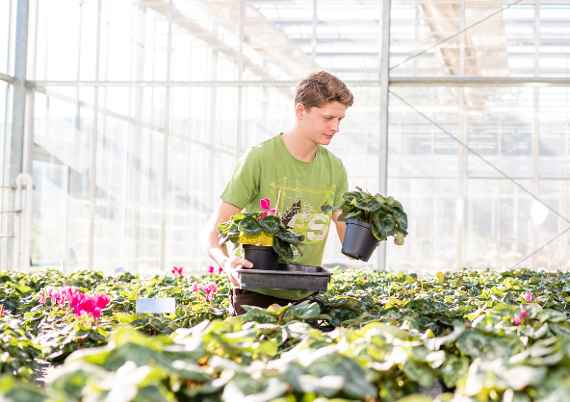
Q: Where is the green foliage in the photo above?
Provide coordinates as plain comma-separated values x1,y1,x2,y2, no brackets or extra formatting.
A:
1,268,570,402
218,211,304,262
339,187,408,244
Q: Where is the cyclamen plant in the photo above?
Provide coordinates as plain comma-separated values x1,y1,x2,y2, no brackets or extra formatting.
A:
208,265,223,274
523,290,534,303
512,290,539,326
218,197,304,261
192,282,218,302
339,187,408,245
39,287,110,320
171,266,184,278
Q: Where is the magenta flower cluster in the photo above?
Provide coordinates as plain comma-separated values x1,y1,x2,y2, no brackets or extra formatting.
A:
258,197,277,220
171,265,224,277
171,266,184,277
513,291,535,326
192,282,219,302
39,287,110,320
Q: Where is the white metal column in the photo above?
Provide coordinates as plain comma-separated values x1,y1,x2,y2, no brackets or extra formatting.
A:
235,0,245,161
456,0,467,269
6,0,31,271
376,0,391,271
159,0,174,272
87,0,103,270
530,1,541,267
131,5,147,273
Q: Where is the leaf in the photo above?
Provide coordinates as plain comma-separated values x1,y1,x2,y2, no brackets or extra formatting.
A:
359,198,382,213
48,362,107,401
426,322,465,351
394,232,406,245
113,312,137,324
281,200,302,227
167,360,212,381
275,230,304,244
222,373,288,402
502,365,546,390
283,301,321,322
258,216,280,235
296,374,344,397
239,218,263,236
273,238,294,261
240,306,278,324
435,272,445,284
300,350,376,399
403,360,435,388
440,355,469,388
456,330,514,360
0,376,47,402
396,395,433,402
371,215,387,241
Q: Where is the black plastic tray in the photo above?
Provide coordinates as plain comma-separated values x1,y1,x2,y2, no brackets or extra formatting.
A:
235,264,331,291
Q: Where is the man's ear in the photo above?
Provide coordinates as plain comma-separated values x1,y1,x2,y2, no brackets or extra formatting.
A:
295,102,306,120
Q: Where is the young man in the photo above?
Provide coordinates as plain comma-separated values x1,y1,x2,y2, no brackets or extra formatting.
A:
205,71,353,315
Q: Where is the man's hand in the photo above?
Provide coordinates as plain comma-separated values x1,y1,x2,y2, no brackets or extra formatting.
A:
332,209,346,242
204,200,254,288
224,256,253,288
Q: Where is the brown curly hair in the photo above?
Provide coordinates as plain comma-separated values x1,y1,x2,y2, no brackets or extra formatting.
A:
294,71,354,109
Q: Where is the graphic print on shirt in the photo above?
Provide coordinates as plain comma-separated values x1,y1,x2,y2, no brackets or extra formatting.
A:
269,177,336,251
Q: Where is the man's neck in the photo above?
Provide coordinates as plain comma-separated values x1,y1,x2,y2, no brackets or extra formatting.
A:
282,129,318,163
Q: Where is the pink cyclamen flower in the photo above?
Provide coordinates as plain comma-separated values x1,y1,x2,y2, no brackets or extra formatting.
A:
70,294,85,317
91,307,102,320
47,288,56,303
72,294,108,320
258,211,268,220
191,283,200,293
218,266,223,274
519,309,529,320
39,290,47,304
524,291,534,303
513,315,522,326
203,282,217,293
80,298,96,317
62,287,79,304
49,288,65,306
202,282,219,302
260,198,271,210
41,286,110,320
208,265,215,274
95,294,110,309
171,266,184,277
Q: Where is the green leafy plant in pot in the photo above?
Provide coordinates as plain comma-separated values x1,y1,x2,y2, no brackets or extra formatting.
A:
339,187,408,261
218,198,304,270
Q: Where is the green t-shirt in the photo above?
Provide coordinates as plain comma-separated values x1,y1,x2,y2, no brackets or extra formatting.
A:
221,134,348,300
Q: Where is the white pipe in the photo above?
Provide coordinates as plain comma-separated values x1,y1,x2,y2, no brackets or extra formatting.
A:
14,173,32,271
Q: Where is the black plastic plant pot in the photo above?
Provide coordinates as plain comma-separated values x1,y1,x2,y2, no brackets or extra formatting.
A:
243,245,280,270
341,219,379,262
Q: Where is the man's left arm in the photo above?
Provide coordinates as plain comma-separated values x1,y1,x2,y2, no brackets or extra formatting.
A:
332,209,346,242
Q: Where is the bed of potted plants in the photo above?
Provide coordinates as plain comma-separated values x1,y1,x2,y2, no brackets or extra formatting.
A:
2,268,570,401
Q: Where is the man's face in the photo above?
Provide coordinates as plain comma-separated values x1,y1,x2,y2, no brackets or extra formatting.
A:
296,101,347,145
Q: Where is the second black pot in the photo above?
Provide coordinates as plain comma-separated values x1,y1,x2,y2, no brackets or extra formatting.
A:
243,245,279,270
341,219,379,262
